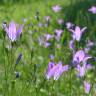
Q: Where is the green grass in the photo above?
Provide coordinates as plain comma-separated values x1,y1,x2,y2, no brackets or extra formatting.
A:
0,0,96,96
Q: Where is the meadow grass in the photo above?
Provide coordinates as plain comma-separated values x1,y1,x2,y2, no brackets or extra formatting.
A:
0,0,96,96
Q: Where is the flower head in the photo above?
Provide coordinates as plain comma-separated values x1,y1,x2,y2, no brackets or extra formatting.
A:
55,29,63,41
52,5,62,13
76,63,92,77
69,26,87,41
73,50,91,64
88,6,96,14
84,81,91,94
66,22,74,29
4,21,23,42
46,61,69,80
44,34,53,41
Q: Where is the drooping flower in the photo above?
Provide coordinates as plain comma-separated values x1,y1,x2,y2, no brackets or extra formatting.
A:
88,6,96,14
84,81,91,94
4,21,23,42
46,61,69,80
69,26,87,41
15,71,21,78
52,5,62,13
16,53,22,65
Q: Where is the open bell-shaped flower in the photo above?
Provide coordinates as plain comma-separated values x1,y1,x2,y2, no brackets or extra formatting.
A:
69,26,87,41
4,21,23,42
46,61,69,80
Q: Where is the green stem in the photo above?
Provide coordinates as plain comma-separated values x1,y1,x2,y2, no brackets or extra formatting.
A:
3,37,9,96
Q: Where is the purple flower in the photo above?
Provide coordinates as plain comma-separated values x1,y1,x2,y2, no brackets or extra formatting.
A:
76,64,86,77
76,63,93,77
88,6,96,14
86,40,94,47
69,26,87,41
73,50,91,64
49,54,54,60
66,22,74,29
44,42,51,48
69,40,74,50
52,5,62,13
84,47,90,53
4,21,23,42
44,34,53,41
73,50,85,63
55,29,63,41
57,19,64,25
46,61,69,80
84,81,91,94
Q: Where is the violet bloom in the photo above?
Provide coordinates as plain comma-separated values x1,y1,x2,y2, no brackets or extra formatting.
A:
44,34,53,41
49,54,54,60
52,5,62,13
88,6,96,14
55,29,63,41
84,81,91,94
69,26,87,41
44,42,51,48
57,19,64,25
73,50,91,64
76,63,92,77
69,40,74,50
4,21,23,42
84,40,94,53
46,61,69,80
66,22,74,29
76,64,86,77
86,40,94,47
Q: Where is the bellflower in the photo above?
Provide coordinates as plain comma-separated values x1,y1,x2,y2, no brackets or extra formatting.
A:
55,29,63,41
73,50,91,64
88,6,96,14
44,42,51,48
84,40,94,53
84,81,91,94
44,34,53,41
46,61,69,80
52,5,62,12
66,22,74,29
76,63,92,77
4,21,23,42
69,26,87,41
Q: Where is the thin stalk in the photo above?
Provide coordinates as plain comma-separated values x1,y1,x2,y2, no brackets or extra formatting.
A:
3,37,9,96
